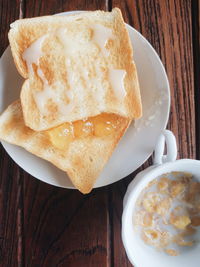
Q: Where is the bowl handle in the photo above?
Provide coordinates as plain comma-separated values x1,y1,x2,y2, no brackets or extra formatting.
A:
153,130,177,165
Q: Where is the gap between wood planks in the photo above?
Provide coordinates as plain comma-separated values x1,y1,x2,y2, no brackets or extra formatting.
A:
192,0,200,159
16,170,25,267
19,0,25,19
106,0,112,11
17,1,25,267
104,2,117,267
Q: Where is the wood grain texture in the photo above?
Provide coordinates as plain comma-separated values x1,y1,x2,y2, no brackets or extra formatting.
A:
113,0,195,159
0,0,197,266
110,0,195,266
24,0,106,17
0,1,23,266
0,0,21,55
0,146,24,267
23,179,110,266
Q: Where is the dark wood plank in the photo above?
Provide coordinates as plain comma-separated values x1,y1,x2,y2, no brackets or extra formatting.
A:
110,0,195,266
0,146,24,267
0,1,24,266
113,0,195,159
23,178,109,267
0,0,21,55
22,1,110,266
192,0,200,159
24,0,106,17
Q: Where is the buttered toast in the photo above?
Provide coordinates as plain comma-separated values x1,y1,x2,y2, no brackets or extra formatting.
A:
1,8,142,193
8,8,142,131
0,101,130,193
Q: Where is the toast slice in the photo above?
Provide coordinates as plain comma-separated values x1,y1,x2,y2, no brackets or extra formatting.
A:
8,8,142,131
0,101,130,193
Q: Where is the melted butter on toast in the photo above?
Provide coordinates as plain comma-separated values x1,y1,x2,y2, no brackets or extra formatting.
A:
22,25,127,122
91,24,114,56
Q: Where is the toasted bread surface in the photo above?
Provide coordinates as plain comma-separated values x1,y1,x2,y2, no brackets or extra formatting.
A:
8,8,142,131
0,101,130,193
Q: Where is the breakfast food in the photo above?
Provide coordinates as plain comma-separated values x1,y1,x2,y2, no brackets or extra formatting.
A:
134,172,200,255
8,8,142,131
0,8,142,193
0,101,130,193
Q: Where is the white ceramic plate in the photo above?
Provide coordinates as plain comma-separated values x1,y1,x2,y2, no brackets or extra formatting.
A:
0,11,170,189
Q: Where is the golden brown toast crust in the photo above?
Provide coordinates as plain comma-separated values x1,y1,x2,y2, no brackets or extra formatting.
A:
0,101,131,193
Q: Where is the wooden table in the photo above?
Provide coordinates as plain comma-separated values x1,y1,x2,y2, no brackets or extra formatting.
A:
0,0,199,266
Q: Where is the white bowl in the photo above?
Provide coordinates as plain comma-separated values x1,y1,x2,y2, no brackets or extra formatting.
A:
122,130,200,267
